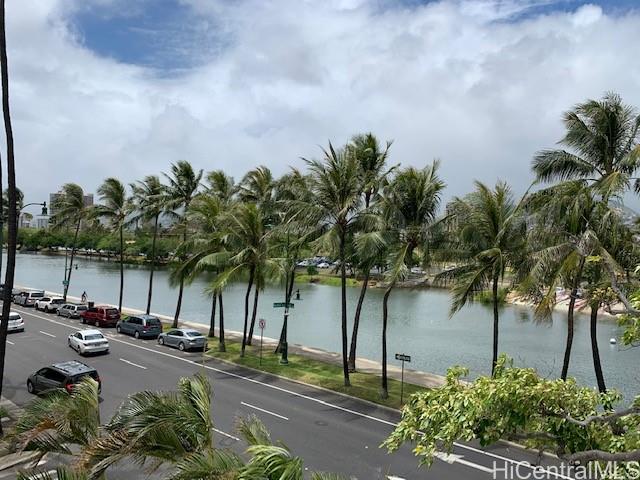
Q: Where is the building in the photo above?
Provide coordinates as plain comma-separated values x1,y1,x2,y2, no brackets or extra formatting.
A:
49,191,94,217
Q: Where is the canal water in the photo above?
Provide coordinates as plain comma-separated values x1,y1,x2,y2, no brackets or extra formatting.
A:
8,252,640,402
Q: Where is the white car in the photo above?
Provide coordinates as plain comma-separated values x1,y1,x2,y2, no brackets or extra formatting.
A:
410,267,424,274
34,296,65,313
7,311,24,332
318,262,331,269
67,329,110,355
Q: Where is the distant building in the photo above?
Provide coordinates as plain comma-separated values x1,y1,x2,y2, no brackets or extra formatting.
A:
49,191,94,217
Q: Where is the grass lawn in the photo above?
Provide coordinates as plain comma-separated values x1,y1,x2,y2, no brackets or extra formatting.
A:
295,274,360,287
204,338,426,410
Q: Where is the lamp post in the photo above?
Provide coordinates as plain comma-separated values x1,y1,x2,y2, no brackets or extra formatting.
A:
1,201,47,278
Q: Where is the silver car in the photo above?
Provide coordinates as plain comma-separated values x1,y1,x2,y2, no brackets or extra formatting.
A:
7,311,24,332
57,304,88,318
157,328,208,351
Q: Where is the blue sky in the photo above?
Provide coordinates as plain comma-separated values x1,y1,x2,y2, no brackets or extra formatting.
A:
70,0,639,72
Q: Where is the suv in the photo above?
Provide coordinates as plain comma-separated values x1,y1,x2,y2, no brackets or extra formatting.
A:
35,297,65,313
81,306,120,327
57,303,88,318
27,361,101,394
116,314,162,339
13,290,45,307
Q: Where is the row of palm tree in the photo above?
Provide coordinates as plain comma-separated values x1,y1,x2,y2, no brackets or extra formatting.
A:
13,375,347,479
46,92,640,400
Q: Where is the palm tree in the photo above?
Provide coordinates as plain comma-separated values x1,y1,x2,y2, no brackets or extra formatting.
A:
364,164,444,398
13,378,100,464
95,178,130,312
439,181,526,376
291,143,363,387
51,183,91,302
163,161,203,328
130,175,165,314
347,133,393,372
533,92,640,200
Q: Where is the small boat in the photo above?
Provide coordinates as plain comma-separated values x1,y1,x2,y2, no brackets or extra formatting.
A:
610,338,617,345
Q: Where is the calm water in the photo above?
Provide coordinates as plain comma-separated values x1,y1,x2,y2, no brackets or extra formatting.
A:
8,252,640,401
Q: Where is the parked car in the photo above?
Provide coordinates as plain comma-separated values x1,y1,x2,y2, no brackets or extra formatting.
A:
34,296,65,313
27,361,101,395
57,303,89,318
7,311,24,332
67,329,110,355
80,306,120,327
410,267,424,274
116,314,162,339
158,328,208,351
13,290,45,307
317,262,331,269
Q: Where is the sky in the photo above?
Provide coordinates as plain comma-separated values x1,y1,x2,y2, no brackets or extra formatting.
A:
4,0,640,211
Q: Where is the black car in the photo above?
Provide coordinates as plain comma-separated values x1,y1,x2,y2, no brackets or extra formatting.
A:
27,361,101,394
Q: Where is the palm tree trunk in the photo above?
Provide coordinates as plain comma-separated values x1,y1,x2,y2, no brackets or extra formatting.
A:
561,257,585,380
218,292,225,352
348,270,370,372
63,219,81,302
241,267,255,357
247,286,259,345
590,301,606,393
491,274,499,376
172,224,188,328
208,293,217,338
381,285,392,399
339,229,350,387
145,214,159,314
118,224,124,311
0,0,18,435
275,270,295,353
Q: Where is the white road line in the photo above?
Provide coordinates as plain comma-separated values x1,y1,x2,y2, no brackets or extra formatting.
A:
119,358,147,370
212,427,240,442
16,307,570,478
241,401,289,420
6,340,13,345
434,452,494,474
39,330,56,338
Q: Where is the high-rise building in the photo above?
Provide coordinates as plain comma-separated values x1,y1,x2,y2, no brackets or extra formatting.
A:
48,191,94,217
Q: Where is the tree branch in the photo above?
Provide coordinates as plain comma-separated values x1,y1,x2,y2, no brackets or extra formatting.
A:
564,406,640,428
565,449,640,464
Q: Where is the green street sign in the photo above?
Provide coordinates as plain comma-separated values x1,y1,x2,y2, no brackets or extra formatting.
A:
62,280,69,286
273,302,294,309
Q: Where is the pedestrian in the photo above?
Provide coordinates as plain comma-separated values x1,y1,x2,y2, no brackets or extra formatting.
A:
81,291,87,304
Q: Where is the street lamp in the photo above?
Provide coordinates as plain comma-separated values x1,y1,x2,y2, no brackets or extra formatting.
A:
20,201,48,216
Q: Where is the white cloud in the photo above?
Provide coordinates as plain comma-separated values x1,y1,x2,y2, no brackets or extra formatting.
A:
4,0,640,208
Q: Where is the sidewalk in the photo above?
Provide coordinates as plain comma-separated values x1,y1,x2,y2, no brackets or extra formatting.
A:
22,286,448,390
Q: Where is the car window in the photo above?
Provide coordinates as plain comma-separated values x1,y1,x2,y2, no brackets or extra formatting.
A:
71,371,98,384
147,318,161,326
75,332,82,338
77,306,88,311
44,370,66,383
9,314,20,321
106,308,119,315
42,297,51,302
31,292,45,298
167,330,181,336
84,334,104,341
53,299,64,304
186,331,203,337
36,368,49,376
88,308,98,313
130,317,140,325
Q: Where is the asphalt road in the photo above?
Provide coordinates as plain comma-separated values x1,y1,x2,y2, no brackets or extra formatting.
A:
1,305,575,480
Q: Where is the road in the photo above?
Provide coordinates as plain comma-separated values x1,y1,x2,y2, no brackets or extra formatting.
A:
1,305,574,479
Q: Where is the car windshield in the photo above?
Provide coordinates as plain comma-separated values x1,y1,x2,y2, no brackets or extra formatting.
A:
52,299,64,304
186,331,203,337
31,292,44,298
84,334,104,340
106,308,119,315
9,314,20,321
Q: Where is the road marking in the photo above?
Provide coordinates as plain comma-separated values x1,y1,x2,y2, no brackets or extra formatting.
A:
434,452,494,473
212,427,240,442
16,307,570,478
6,340,13,345
39,330,56,338
241,401,289,420
119,358,147,370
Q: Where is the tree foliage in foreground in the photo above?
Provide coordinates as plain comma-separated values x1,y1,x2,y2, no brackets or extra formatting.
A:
384,355,640,468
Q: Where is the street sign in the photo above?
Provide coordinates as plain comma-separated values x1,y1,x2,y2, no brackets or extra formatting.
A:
62,280,69,286
395,353,411,362
273,302,294,308
258,318,266,365
259,318,266,329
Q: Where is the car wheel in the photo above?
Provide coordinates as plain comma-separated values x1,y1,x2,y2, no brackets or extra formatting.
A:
27,380,35,394
68,338,72,347
158,337,165,345
178,342,185,351
56,310,60,316
79,346,85,355
81,317,85,324
94,320,99,327
116,325,121,333
134,331,140,339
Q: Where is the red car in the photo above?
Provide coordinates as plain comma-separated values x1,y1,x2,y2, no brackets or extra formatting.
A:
80,306,120,327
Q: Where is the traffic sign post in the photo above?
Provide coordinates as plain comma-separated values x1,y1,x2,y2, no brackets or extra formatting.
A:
273,302,294,309
258,318,266,366
395,353,412,404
